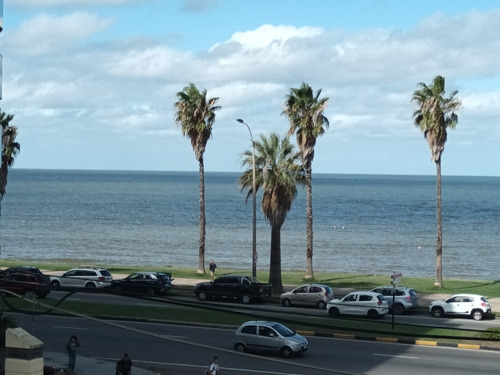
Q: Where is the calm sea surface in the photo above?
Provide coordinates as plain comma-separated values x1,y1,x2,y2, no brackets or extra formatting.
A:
1,169,499,281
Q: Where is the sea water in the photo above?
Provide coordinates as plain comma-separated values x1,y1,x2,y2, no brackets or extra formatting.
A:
1,169,498,281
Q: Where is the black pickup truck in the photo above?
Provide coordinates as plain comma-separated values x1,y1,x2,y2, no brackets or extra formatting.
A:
194,275,272,304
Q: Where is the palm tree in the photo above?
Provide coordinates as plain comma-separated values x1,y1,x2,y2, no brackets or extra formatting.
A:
239,133,306,294
0,110,21,255
411,75,461,288
174,83,221,274
282,82,329,280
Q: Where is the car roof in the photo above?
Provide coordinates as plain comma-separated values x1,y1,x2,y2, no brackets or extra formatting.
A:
69,267,107,271
346,291,383,296
371,286,414,290
297,283,331,288
450,294,485,298
240,321,279,326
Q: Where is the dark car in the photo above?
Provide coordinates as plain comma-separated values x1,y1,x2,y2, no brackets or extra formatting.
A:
0,272,52,298
110,272,172,296
194,275,272,304
0,266,50,281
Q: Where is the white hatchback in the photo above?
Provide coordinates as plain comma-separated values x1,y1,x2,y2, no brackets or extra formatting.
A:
327,291,389,318
429,294,491,321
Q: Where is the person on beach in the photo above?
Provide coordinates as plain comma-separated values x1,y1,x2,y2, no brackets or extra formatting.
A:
65,335,80,371
209,260,217,279
206,355,220,375
116,352,133,375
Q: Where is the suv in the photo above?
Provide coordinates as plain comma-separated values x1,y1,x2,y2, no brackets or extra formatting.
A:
327,291,389,318
0,266,50,282
281,284,334,309
429,294,491,321
233,321,308,358
0,272,52,298
369,286,419,315
50,268,113,289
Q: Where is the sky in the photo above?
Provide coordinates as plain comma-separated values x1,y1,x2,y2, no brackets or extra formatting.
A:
1,0,499,176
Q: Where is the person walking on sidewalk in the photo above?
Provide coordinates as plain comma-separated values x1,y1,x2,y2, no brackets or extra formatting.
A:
65,335,80,371
209,260,217,279
206,355,220,375
116,352,133,375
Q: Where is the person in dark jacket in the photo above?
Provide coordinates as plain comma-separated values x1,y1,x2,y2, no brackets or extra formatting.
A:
116,352,133,375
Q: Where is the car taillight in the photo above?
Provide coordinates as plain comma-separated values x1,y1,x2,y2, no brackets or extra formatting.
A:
406,296,411,300
98,277,105,281
481,302,487,307
378,300,382,305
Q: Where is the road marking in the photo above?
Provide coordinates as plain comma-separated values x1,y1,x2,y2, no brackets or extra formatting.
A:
373,353,419,359
53,326,88,330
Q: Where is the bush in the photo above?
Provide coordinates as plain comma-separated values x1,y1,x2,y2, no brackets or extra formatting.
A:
480,327,500,340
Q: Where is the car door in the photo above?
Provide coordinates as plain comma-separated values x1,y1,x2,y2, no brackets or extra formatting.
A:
341,293,358,314
291,285,310,305
239,324,259,350
444,296,465,314
62,270,80,288
255,325,279,353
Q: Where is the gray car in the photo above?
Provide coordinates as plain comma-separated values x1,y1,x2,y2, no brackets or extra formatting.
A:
233,321,308,358
369,286,419,315
280,283,334,309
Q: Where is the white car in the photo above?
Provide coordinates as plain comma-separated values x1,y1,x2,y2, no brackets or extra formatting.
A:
50,268,113,289
327,291,389,318
429,294,491,321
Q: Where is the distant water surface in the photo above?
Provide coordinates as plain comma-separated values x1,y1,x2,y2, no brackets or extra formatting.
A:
2,169,499,281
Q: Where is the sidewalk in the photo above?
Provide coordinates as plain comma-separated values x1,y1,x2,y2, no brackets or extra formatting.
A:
43,351,159,375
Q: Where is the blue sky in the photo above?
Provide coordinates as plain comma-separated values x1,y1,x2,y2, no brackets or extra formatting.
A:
1,0,499,176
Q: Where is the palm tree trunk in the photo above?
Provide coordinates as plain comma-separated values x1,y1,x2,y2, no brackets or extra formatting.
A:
269,224,283,294
305,167,314,279
197,158,206,274
435,161,443,287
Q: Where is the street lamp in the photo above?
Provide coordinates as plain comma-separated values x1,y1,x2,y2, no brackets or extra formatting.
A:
236,118,257,278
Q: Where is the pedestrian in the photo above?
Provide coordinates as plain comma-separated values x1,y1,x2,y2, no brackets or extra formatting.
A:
65,335,80,371
206,355,219,375
209,260,217,279
116,352,133,375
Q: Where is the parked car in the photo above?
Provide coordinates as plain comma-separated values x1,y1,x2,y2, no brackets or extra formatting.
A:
0,266,50,282
327,291,389,318
429,294,491,321
194,275,272,304
233,321,308,358
49,267,113,290
369,286,419,314
0,272,51,298
110,272,172,296
281,284,334,309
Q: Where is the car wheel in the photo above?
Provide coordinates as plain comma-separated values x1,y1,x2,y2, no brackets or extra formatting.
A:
241,295,251,304
234,343,246,353
146,288,155,296
282,299,291,307
51,280,61,290
393,303,405,315
472,310,484,321
367,309,379,319
317,301,326,309
85,283,96,288
280,346,293,358
197,291,208,301
328,307,340,317
431,306,444,318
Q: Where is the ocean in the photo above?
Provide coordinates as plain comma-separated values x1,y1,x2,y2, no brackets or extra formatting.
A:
1,169,499,281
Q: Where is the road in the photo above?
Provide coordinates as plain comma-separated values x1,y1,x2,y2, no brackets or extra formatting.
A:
10,313,500,375
42,289,500,332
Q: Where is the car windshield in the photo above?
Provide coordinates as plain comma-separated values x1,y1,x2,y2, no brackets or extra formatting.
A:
272,323,294,337
324,286,333,294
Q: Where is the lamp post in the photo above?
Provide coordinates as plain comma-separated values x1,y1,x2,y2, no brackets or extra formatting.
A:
236,118,257,278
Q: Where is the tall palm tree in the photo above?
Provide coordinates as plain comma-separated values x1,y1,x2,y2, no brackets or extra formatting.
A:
239,133,306,294
282,82,329,280
411,75,461,288
174,83,221,274
0,110,21,255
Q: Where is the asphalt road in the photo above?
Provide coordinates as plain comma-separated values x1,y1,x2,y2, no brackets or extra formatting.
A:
9,313,500,375
44,289,500,332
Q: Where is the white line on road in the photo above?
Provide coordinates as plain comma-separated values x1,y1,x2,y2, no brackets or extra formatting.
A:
53,326,88,330
373,353,419,359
